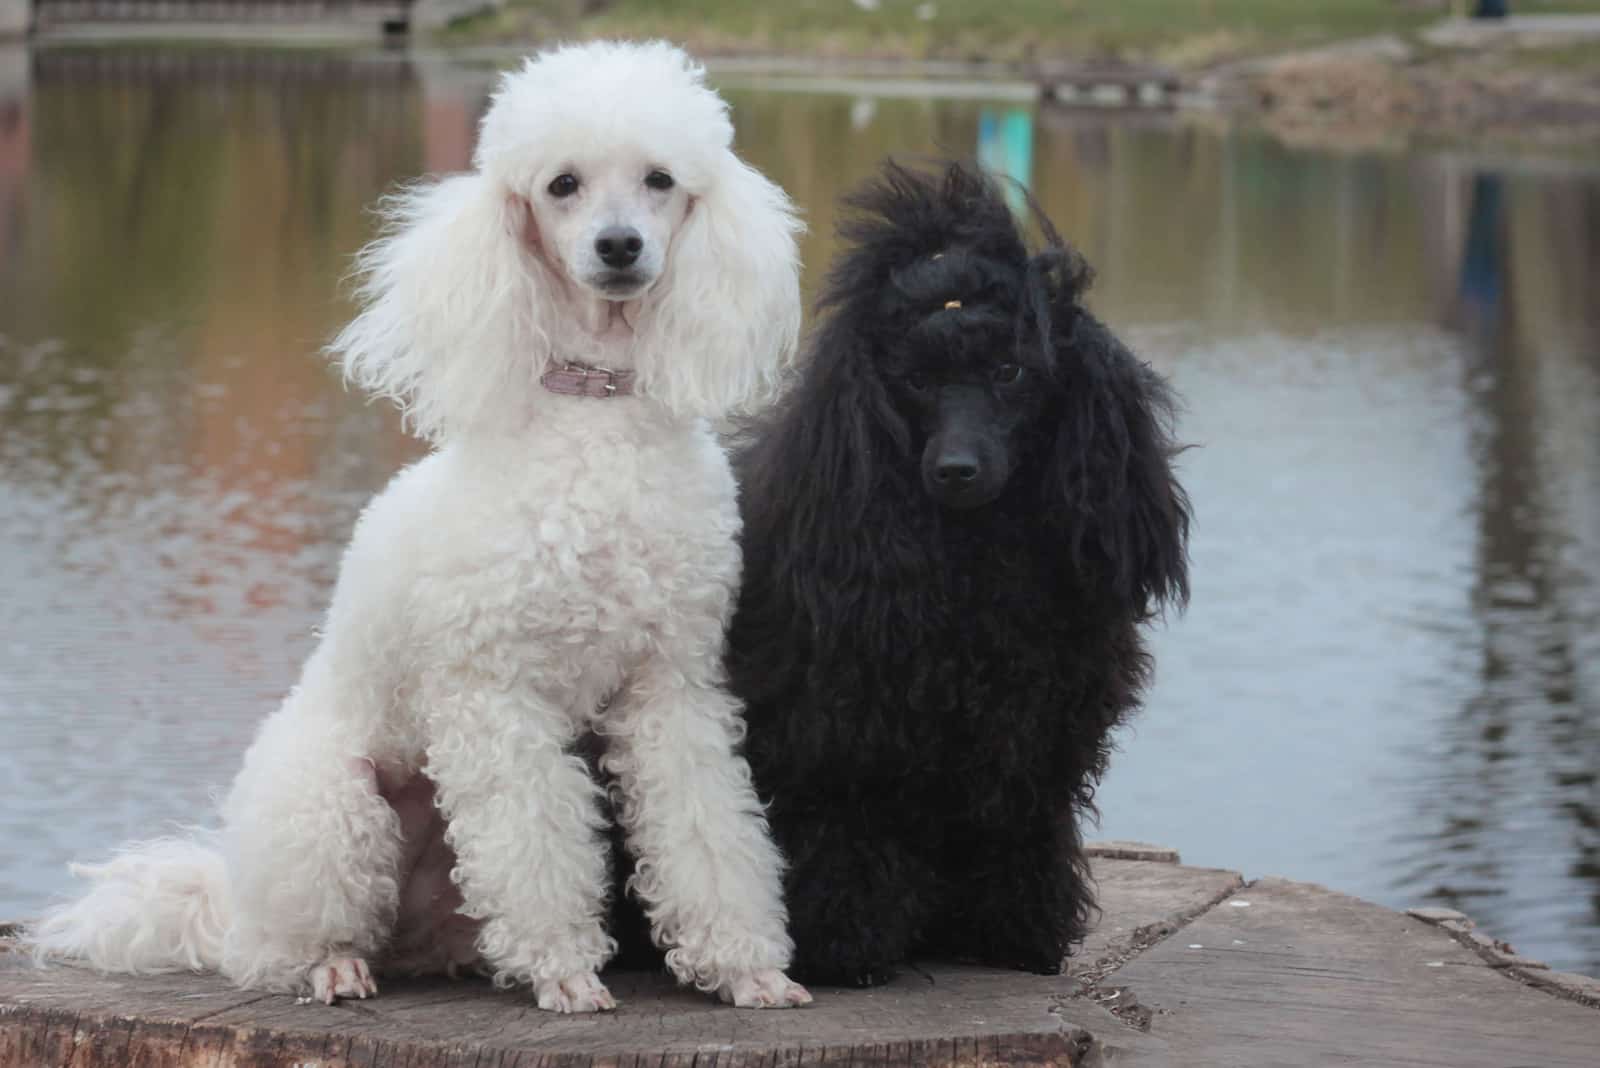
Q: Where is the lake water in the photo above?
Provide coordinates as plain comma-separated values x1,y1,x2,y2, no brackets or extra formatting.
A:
2,45,1597,976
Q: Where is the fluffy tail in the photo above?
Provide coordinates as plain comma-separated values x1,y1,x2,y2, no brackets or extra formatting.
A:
26,837,229,974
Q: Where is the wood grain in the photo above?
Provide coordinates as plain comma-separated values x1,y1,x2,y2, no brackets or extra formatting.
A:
2,858,1222,1067
1110,876,1600,1067
22,862,1595,1066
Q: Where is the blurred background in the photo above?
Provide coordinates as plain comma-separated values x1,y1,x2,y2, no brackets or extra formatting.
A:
1,1,1597,976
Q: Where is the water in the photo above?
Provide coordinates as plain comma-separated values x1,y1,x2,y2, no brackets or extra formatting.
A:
1,45,1597,976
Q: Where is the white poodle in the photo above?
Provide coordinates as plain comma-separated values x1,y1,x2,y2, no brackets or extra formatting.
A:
28,40,811,1014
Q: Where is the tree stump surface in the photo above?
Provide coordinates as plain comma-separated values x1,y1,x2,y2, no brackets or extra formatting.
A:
3,856,1596,1066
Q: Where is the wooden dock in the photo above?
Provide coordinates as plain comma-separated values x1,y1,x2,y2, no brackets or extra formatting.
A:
23,0,492,37
31,0,413,35
1030,64,1185,109
3,845,1598,1066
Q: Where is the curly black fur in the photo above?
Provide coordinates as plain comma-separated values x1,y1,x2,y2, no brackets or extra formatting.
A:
725,160,1192,987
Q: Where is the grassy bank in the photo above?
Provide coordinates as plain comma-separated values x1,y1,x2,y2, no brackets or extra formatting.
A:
448,0,1600,69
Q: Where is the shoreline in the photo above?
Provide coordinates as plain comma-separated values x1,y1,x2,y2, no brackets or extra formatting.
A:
22,14,1600,150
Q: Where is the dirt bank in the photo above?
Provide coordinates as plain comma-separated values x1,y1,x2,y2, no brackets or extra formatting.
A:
1215,32,1600,145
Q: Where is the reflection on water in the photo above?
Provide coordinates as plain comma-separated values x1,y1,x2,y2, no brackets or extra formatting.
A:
977,107,1033,211
1,46,1596,976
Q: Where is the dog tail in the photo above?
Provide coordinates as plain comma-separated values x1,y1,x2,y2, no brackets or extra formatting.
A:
25,836,229,974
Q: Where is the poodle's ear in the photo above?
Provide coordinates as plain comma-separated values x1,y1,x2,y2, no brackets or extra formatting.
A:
1046,313,1191,618
636,154,803,418
729,324,914,709
327,173,557,442
738,322,910,565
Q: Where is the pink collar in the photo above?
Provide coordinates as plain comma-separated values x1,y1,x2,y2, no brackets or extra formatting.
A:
540,362,636,399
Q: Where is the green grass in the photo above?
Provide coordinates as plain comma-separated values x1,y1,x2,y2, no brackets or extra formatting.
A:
448,0,1600,67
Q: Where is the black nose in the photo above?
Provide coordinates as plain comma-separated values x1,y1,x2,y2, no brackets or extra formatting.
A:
934,455,981,484
595,227,643,268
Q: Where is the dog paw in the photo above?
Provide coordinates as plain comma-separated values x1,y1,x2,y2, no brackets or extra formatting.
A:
309,956,377,1005
535,972,617,1013
717,969,813,1009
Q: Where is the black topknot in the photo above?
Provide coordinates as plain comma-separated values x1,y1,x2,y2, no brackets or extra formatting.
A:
820,160,1094,347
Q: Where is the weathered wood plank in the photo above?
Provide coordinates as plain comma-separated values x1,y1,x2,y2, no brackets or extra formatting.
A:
0,960,1143,1066
1076,860,1242,981
1082,841,1178,864
2,858,1228,1055
2,859,1394,1066
1106,876,1600,1067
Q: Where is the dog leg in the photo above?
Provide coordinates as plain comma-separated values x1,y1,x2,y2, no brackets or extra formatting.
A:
422,679,616,1013
778,806,934,987
219,664,403,998
932,814,1084,975
604,652,809,1009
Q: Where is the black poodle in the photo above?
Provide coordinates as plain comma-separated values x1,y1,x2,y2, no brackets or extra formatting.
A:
727,160,1192,987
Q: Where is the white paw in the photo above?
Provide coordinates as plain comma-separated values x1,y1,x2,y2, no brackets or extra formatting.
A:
308,956,377,1005
534,972,617,1013
717,969,813,1009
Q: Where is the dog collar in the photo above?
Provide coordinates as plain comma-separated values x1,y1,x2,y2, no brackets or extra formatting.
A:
540,362,635,398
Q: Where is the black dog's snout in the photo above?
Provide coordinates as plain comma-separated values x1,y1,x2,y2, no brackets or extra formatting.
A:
595,227,644,268
934,454,981,484
921,384,1010,510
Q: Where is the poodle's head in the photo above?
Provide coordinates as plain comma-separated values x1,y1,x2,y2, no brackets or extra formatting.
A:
815,160,1094,510
766,160,1188,612
476,41,723,306
874,248,1058,511
329,41,802,441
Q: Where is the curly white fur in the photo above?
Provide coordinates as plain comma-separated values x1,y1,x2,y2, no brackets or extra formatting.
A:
28,40,809,1012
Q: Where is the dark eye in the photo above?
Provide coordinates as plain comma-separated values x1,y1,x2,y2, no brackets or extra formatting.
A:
906,372,930,392
645,170,675,191
547,173,579,198
993,363,1024,385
